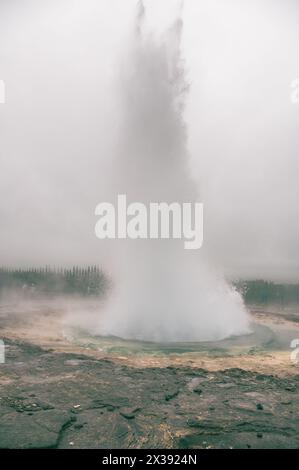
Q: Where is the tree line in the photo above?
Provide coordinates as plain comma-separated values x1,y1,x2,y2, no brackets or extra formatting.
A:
0,266,109,296
235,279,299,305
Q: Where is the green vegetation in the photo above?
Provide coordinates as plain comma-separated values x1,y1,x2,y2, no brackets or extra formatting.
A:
235,280,299,305
0,266,108,296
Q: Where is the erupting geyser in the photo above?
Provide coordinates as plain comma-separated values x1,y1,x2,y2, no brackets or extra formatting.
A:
97,2,250,342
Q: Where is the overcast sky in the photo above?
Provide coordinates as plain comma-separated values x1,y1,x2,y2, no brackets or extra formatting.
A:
0,0,299,281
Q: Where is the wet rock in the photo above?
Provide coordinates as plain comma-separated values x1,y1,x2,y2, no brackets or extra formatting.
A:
0,410,72,449
74,423,84,430
1,338,299,449
284,386,296,392
90,396,130,411
120,411,135,420
0,396,54,413
165,390,179,401
120,407,141,420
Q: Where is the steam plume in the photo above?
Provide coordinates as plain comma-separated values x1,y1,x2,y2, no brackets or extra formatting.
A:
97,2,250,342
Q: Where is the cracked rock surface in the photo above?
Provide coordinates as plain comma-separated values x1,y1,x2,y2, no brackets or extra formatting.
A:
0,338,298,449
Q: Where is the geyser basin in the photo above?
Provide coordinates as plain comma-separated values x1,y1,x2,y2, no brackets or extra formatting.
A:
64,322,273,357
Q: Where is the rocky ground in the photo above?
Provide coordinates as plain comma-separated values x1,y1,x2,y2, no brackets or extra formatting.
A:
0,337,298,449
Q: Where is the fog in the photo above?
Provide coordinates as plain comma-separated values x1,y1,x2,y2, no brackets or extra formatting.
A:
0,0,299,282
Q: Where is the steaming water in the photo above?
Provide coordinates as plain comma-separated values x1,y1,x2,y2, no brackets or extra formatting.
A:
66,322,273,356
96,2,250,342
